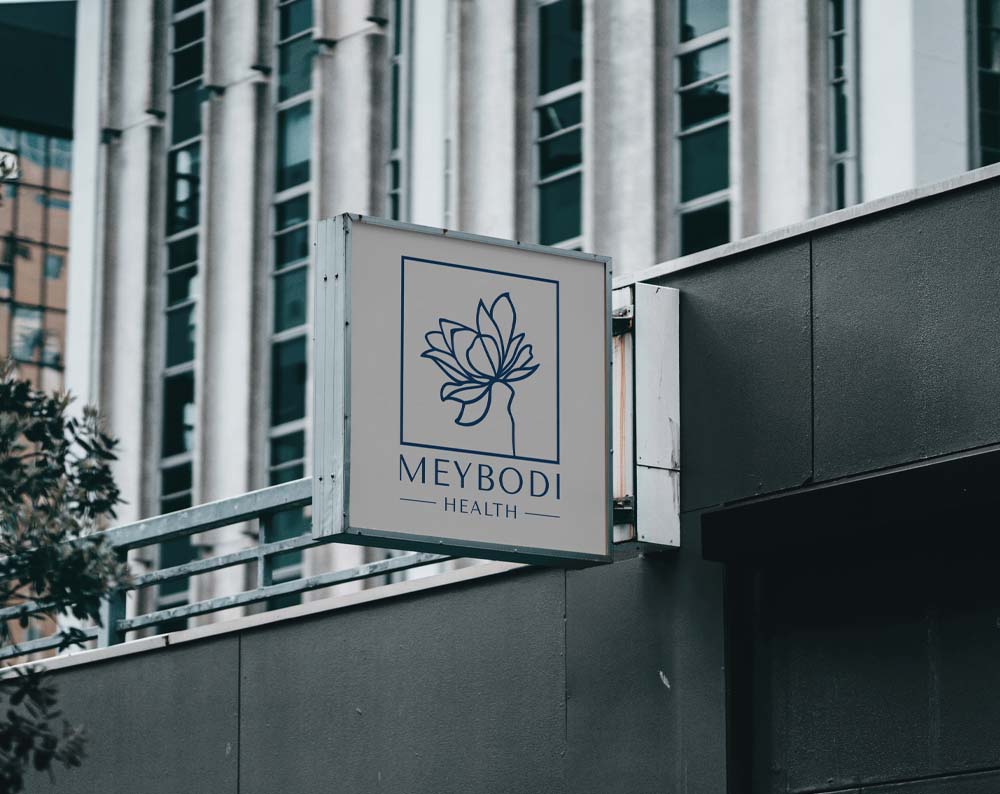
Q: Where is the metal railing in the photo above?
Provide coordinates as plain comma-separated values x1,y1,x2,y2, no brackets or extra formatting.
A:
0,478,452,662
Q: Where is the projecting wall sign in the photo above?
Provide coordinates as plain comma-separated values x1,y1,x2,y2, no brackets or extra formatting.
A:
313,215,611,566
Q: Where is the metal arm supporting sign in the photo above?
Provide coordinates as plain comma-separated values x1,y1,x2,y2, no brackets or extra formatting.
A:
612,283,680,548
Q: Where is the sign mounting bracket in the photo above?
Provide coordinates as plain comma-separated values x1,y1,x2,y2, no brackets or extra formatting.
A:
612,283,680,549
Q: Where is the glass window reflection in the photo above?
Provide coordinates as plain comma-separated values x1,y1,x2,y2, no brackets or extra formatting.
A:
277,103,311,191
680,0,728,42
271,336,307,425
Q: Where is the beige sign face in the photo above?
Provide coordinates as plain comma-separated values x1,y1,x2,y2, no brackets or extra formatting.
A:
315,216,610,564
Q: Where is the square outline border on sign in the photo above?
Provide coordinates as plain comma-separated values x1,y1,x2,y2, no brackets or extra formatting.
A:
399,254,561,465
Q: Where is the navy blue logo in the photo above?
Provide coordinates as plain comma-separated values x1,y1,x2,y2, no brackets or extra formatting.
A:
399,256,559,464
421,293,539,456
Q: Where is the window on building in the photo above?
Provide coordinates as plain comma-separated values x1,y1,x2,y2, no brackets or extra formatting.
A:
172,83,203,144
277,103,311,191
676,1,730,255
161,371,195,458
11,306,43,361
535,0,583,247
158,368,197,629
278,0,314,101
828,0,860,208
265,431,306,610
387,0,408,220
267,0,315,604
0,188,13,239
275,194,308,267
158,462,195,620
539,0,583,93
0,127,71,390
159,1,207,627
279,0,312,43
976,0,1000,166
679,0,728,42
165,303,195,366
170,11,204,139
270,336,306,426
167,238,199,305
274,268,307,333
167,144,201,234
43,252,63,280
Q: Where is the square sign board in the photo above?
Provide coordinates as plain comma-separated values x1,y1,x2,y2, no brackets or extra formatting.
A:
313,215,611,566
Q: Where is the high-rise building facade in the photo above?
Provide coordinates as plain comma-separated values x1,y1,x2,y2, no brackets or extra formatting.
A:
0,129,73,392
66,0,995,622
0,2,76,393
0,1,77,654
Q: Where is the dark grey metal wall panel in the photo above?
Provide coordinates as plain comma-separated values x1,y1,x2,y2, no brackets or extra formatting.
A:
564,519,726,794
753,558,1000,793
239,568,567,794
667,516,728,794
812,181,1000,481
25,637,239,794
759,563,932,792
934,572,1000,773
565,555,677,794
863,769,1000,793
659,240,812,511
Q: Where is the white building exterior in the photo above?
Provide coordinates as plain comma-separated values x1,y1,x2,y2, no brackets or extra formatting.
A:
65,0,998,623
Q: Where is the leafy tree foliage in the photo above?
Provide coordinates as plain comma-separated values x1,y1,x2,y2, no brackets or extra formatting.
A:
0,360,129,791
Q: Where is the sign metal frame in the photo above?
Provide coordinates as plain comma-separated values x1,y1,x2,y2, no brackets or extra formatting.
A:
313,214,613,567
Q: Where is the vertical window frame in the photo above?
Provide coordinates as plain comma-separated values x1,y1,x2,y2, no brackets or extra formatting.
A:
827,0,861,209
387,0,411,221
533,0,585,249
265,0,316,597
674,19,732,256
270,0,315,446
157,0,208,618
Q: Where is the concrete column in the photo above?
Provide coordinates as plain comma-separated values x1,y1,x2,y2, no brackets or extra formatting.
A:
316,0,388,217
95,0,161,525
591,0,657,275
912,0,969,184
860,0,968,199
861,0,915,197
65,0,105,409
456,0,519,239
409,0,449,227
754,0,812,232
191,0,266,617
101,126,159,526
199,0,262,503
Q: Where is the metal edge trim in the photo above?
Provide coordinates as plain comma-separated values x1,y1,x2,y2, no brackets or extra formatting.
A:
343,213,612,266
614,163,1000,288
0,562,530,677
312,219,330,537
604,258,614,557
340,525,612,566
342,213,353,536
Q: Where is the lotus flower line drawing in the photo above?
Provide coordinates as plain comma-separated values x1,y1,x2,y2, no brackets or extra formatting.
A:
421,292,540,456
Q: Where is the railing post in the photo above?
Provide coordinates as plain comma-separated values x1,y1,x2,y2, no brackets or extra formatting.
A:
97,548,128,647
257,512,273,589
